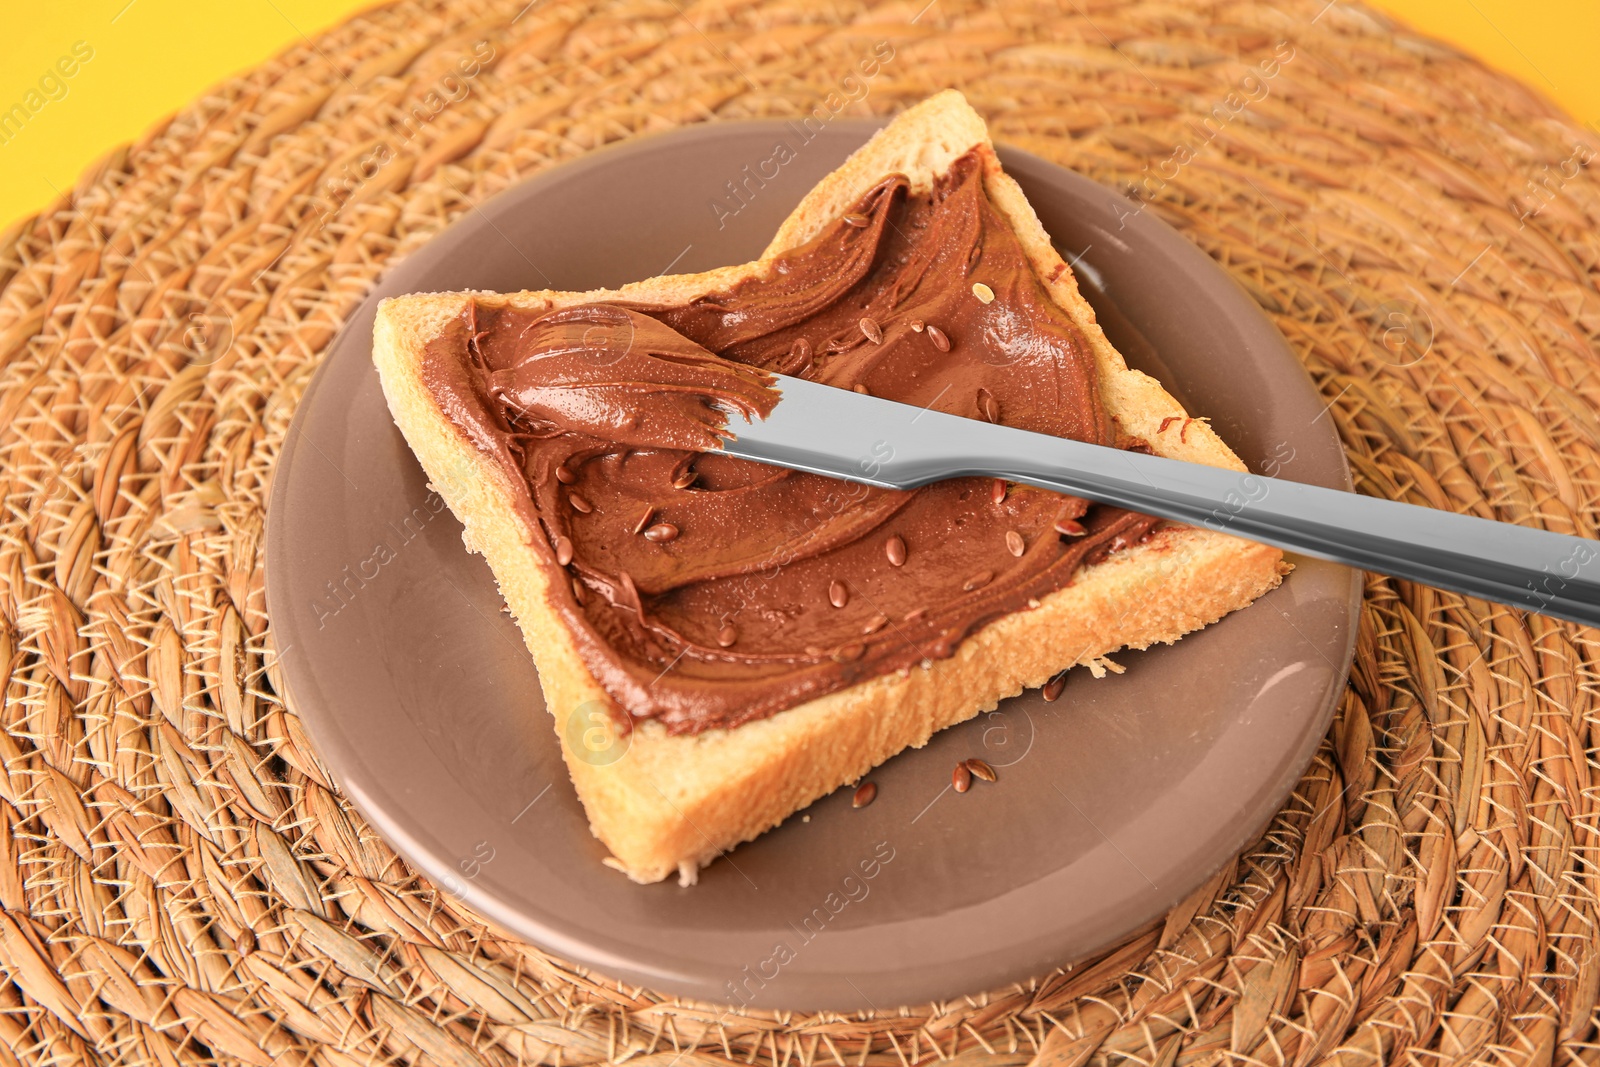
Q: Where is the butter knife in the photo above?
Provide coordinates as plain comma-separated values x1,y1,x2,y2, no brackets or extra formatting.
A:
719,374,1600,627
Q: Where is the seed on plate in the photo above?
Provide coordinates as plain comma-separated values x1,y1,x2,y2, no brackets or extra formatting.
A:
991,478,1007,505
1042,670,1068,702
673,469,698,489
843,212,871,228
571,577,586,604
885,534,907,566
555,464,576,485
644,522,679,543
910,319,925,332
972,282,995,304
965,758,997,782
1006,530,1025,557
853,781,877,808
569,492,593,514
853,384,870,395
926,324,950,352
977,388,1001,423
717,624,738,648
554,536,574,566
632,506,655,534
963,570,993,592
863,613,889,635
829,580,849,608
1055,516,1087,537
833,642,866,663
953,762,972,793
859,317,884,344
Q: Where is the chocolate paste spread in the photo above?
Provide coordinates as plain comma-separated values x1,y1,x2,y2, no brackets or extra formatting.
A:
420,148,1160,734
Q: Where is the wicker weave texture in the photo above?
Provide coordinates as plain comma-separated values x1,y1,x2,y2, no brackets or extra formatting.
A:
2,0,1599,1063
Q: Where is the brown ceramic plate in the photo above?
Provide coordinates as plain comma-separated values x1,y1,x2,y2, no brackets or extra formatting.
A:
265,120,1360,1010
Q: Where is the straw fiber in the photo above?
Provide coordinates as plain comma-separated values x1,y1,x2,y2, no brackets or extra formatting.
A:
3,0,1599,1062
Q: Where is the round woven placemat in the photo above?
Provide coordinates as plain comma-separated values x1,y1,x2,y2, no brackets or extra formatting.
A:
3,0,1599,1062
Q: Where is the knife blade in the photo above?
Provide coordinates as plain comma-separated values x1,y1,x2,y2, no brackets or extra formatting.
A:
717,374,1600,627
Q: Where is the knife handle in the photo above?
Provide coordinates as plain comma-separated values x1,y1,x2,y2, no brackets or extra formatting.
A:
970,430,1600,629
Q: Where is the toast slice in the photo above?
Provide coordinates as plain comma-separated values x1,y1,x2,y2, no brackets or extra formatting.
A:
372,90,1285,885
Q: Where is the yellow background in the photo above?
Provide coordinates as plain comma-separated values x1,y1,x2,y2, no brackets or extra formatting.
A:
2,0,1597,227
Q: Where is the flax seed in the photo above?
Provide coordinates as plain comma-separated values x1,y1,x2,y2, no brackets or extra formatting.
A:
555,465,576,485
632,506,655,535
972,282,995,304
554,536,574,566
833,642,866,663
853,782,877,808
843,212,871,228
568,492,593,514
829,580,849,608
885,534,907,566
953,762,972,793
1006,530,1025,557
1055,517,1087,537
910,319,925,332
926,324,950,352
673,469,698,489
717,624,738,648
965,758,997,782
571,577,586,604
853,384,870,395
977,388,1000,423
1042,670,1068,702
643,523,679,543
963,570,993,592
863,613,889,635
991,478,1007,505
859,317,883,344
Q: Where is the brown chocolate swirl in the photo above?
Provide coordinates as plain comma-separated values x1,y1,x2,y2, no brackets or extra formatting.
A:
420,148,1158,734
482,304,776,451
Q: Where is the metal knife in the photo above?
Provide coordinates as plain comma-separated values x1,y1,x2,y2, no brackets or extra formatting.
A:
718,374,1600,628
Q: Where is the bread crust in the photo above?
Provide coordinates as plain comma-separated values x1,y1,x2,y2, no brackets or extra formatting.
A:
371,90,1284,884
